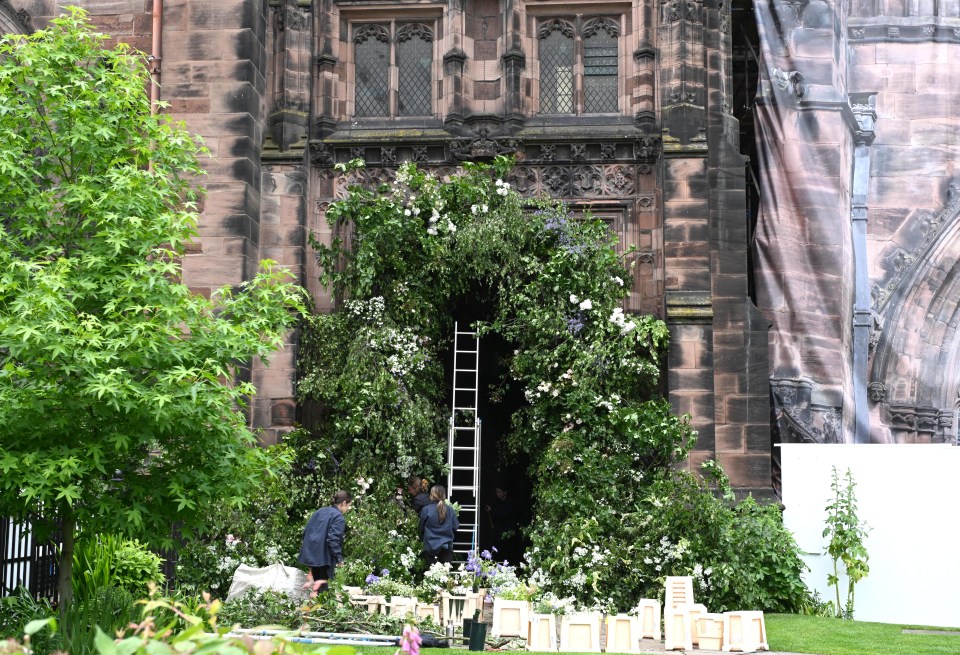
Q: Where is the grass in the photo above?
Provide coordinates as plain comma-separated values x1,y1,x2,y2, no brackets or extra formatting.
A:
349,615,960,655
766,613,960,655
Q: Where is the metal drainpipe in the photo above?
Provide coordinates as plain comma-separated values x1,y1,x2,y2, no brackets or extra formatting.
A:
150,0,163,115
850,94,877,444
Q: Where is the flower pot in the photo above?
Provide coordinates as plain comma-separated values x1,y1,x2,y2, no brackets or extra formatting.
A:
528,613,557,652
468,620,487,651
417,603,441,622
696,614,724,651
635,599,661,640
442,593,469,624
605,613,640,654
559,613,602,652
492,599,530,637
721,610,768,652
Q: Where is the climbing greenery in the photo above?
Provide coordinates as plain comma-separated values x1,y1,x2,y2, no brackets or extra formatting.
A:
275,156,812,614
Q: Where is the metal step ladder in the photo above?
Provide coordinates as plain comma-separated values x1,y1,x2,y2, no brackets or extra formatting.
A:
447,321,481,556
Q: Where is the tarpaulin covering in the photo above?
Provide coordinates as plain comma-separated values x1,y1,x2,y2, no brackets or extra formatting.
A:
751,0,960,444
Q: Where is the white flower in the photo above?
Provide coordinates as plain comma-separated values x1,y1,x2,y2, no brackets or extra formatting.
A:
579,298,593,311
471,204,479,215
404,208,412,217
427,227,438,235
481,204,489,213
612,276,624,286
570,294,579,304
447,220,457,233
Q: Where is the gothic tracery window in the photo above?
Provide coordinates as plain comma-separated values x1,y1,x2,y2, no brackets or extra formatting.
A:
537,16,620,115
354,22,433,118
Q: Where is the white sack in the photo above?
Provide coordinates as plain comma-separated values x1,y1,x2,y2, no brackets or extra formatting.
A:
226,562,308,601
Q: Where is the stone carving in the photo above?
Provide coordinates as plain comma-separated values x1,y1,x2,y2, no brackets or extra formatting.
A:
867,381,886,403
309,141,334,166
507,166,538,195
582,17,621,38
604,166,635,194
888,27,900,38
638,195,655,208
350,146,365,160
354,24,389,44
663,0,681,23
316,201,332,213
638,163,654,175
412,146,428,163
636,252,655,264
923,25,935,37
380,147,397,164
542,166,570,195
397,23,433,43
635,137,661,159
571,144,587,160
852,28,865,38
0,0,33,31
537,18,576,39
772,68,805,99
540,144,557,161
571,166,602,196
871,183,960,313
448,128,522,160
601,143,617,160
286,8,309,31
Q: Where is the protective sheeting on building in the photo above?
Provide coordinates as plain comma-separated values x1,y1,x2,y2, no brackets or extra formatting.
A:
753,0,960,445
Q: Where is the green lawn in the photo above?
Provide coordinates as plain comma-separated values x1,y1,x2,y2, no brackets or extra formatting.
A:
766,613,960,655
348,615,960,655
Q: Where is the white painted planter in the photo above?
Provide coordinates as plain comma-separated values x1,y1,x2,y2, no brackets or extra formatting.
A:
416,603,441,622
605,613,641,653
441,593,470,624
635,599,661,640
663,605,693,651
528,613,558,651
384,595,417,617
696,613,725,651
558,613,602,652
722,611,768,652
491,599,530,637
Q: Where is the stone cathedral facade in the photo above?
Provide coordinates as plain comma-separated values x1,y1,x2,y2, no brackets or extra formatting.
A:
4,0,958,496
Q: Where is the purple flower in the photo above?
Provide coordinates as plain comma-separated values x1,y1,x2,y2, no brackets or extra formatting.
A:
481,550,492,560
366,573,380,584
381,568,390,576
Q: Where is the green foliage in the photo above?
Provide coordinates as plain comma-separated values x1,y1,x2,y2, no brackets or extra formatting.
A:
59,586,137,655
217,590,306,629
0,588,56,655
175,439,423,598
823,467,870,620
74,534,164,604
0,8,305,605
290,157,810,613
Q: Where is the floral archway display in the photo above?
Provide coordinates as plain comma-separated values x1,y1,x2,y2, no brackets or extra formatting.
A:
179,158,809,615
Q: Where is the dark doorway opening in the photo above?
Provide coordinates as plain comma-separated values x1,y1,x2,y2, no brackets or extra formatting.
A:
444,287,531,566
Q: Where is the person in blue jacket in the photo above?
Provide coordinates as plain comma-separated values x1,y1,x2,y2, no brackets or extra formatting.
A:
298,489,353,596
418,484,459,567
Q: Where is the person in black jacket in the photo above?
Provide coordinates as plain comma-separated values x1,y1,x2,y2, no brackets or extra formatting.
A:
298,489,353,596
407,475,432,515
418,484,459,567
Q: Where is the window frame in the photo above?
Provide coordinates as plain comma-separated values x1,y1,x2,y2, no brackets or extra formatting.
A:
350,18,437,119
535,15,623,117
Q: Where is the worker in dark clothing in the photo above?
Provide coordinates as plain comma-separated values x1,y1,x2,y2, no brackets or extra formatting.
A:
298,489,353,597
419,484,459,567
407,475,432,515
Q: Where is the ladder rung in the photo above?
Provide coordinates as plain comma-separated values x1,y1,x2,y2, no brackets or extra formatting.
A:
449,485,477,491
455,349,478,354
454,369,477,372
